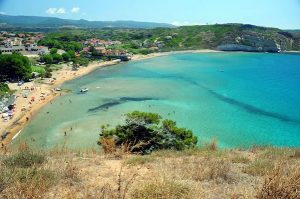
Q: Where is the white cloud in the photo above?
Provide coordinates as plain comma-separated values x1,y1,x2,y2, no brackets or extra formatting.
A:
56,8,66,14
172,21,204,26
71,7,80,13
0,11,6,15
46,8,65,14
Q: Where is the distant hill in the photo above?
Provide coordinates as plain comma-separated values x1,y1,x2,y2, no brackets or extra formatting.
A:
90,23,300,52
0,14,175,30
37,24,300,53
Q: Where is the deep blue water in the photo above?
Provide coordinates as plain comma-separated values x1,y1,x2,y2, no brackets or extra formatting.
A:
15,52,300,149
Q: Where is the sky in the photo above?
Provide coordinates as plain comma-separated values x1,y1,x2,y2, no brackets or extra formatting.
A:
0,0,300,29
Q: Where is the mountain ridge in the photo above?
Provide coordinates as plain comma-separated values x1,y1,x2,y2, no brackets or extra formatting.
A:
0,14,175,29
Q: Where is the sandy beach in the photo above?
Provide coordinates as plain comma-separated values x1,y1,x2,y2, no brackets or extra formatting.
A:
0,60,120,147
0,49,219,148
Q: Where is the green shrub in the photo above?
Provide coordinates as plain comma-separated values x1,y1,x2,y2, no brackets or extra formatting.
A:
0,53,32,81
3,151,46,168
0,83,10,96
98,111,198,154
31,65,46,76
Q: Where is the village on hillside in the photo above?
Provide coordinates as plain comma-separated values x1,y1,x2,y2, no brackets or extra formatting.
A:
0,31,132,60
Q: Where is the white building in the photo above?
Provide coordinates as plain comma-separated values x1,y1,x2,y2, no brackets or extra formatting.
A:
4,39,13,48
0,46,25,54
25,43,38,51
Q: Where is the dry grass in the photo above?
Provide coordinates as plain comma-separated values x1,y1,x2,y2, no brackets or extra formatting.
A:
1,146,299,199
0,167,57,199
243,159,274,176
125,155,156,166
291,149,300,159
168,157,232,183
258,147,295,159
64,161,80,184
99,137,135,159
99,137,117,154
231,155,251,164
257,164,300,199
3,151,46,168
131,177,192,199
204,138,218,151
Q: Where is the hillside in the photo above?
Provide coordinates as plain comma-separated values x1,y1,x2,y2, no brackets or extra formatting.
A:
39,24,300,54
0,14,175,29
129,24,300,52
0,146,299,198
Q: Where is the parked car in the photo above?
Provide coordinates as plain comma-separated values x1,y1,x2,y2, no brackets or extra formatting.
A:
18,81,24,86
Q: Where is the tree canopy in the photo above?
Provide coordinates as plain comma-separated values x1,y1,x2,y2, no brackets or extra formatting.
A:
98,111,198,154
0,82,10,96
0,53,32,81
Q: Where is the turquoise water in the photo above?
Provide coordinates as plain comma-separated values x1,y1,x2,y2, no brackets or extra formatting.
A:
14,52,300,149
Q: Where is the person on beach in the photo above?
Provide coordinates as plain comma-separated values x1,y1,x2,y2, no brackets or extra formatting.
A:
26,117,29,122
64,131,67,136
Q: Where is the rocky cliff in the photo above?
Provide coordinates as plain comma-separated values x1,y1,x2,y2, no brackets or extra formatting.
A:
216,27,298,52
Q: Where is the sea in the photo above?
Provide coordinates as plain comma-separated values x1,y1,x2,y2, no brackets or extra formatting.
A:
13,52,300,149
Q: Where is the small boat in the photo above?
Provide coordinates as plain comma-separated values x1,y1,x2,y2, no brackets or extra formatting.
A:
80,88,89,93
12,130,21,140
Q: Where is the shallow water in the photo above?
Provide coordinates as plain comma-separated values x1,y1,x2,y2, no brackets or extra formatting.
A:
14,52,300,149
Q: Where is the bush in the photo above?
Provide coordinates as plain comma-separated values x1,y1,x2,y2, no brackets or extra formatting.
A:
0,83,10,96
0,53,32,81
62,52,71,61
3,151,46,168
40,54,53,64
50,48,58,54
51,53,63,63
98,111,198,154
31,65,46,76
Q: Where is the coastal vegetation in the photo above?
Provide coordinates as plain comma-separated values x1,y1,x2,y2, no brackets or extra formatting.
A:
98,111,198,154
0,23,294,81
0,146,299,198
0,83,10,96
38,24,300,55
0,53,32,81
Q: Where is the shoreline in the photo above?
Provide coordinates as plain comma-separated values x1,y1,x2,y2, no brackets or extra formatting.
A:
1,48,287,148
2,50,217,147
0,49,222,149
1,59,121,148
